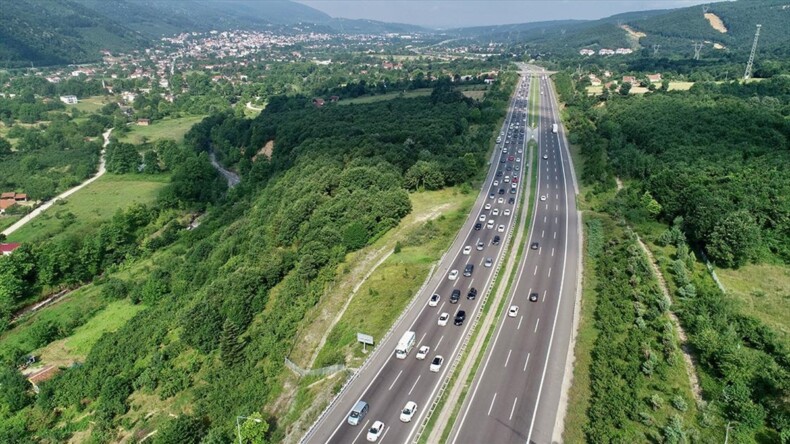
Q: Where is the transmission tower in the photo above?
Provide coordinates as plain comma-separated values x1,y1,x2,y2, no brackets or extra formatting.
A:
652,44,661,56
702,5,709,14
693,41,703,60
744,24,762,79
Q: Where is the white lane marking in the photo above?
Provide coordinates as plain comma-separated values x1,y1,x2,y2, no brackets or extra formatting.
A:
510,397,518,421
353,420,370,444
467,278,475,289
505,349,512,367
479,255,486,266
438,302,446,313
555,204,558,211
555,217,558,224
453,279,459,288
533,265,538,276
517,315,523,330
379,426,390,443
417,332,427,348
543,215,546,223
551,247,555,257
555,193,559,199
435,335,444,350
389,370,403,391
488,393,498,416
548,267,552,277
554,231,557,239
535,318,540,333
543,290,547,302
523,353,531,372
408,375,422,395
541,230,544,238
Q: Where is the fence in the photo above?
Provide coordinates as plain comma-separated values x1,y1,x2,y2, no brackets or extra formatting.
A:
285,358,345,378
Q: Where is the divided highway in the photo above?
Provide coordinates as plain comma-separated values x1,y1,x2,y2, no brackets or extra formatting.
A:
449,70,580,444
303,71,534,444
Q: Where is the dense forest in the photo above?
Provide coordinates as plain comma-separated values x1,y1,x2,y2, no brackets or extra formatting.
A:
558,71,790,441
0,79,513,442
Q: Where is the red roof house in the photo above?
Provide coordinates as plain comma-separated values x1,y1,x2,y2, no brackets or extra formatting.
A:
1,243,21,256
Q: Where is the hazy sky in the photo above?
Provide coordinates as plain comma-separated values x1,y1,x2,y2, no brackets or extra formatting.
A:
296,1,711,29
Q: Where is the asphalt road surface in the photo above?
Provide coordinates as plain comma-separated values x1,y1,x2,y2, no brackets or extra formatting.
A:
303,71,534,444
449,72,580,444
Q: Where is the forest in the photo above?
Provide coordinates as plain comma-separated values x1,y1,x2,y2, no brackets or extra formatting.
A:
0,79,512,442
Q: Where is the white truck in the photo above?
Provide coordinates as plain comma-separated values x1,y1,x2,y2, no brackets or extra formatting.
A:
552,123,558,134
395,331,416,359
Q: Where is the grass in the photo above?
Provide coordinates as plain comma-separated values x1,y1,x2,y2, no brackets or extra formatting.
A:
338,89,433,105
118,115,206,145
715,263,790,346
36,299,144,367
64,95,114,114
8,173,169,243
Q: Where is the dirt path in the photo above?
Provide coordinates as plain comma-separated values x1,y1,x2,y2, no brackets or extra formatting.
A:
3,128,112,237
704,12,728,33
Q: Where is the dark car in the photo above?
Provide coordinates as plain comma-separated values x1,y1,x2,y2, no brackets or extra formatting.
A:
474,222,482,230
505,165,513,171
508,197,515,204
454,310,467,326
498,188,505,195
510,188,516,194
492,235,501,246
500,157,506,163
450,289,461,304
489,193,495,199
529,292,539,302
467,287,478,300
496,171,503,177
463,263,474,277
531,242,539,250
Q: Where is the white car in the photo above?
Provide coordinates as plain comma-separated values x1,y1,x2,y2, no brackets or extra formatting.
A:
504,208,511,216
493,180,499,186
479,214,486,222
416,345,430,360
518,148,523,154
484,257,494,267
463,245,472,255
497,197,504,204
400,401,418,422
429,293,440,307
438,313,449,326
476,241,485,251
540,195,547,201
543,154,548,160
516,157,521,163
430,355,444,372
367,421,385,442
492,208,500,216
448,269,458,280
486,219,495,229
484,203,492,210
497,224,505,233
508,305,519,317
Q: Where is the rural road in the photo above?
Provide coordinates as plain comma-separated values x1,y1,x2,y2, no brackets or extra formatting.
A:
209,152,241,188
2,128,112,237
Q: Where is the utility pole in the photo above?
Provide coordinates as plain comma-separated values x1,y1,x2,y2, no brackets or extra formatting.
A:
693,41,703,60
744,24,761,80
652,44,660,56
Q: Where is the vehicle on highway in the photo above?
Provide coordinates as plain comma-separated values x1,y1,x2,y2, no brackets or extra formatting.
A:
498,188,505,195
492,208,500,216
543,154,548,159
367,420,385,442
508,156,514,161
485,203,492,210
429,293,440,307
531,242,539,250
518,148,523,154
503,208,511,216
513,177,519,183
474,222,482,231
448,269,458,280
395,331,416,359
478,214,486,222
508,197,515,204
476,240,485,251
400,401,418,423
489,192,495,199
467,287,478,300
347,400,369,425
499,197,505,204
530,292,539,302
552,123,558,133
438,312,450,326
463,263,474,277
516,157,521,163
484,257,494,267
416,345,430,360
511,183,517,189
515,165,521,171
504,176,510,183
508,305,519,317
492,235,501,245
454,310,467,326
463,245,472,255
486,219,495,229
500,158,506,163
430,356,444,372
493,180,499,187
450,289,461,304
498,224,506,233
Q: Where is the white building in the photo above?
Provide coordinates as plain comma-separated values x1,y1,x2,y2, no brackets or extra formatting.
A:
59,95,78,104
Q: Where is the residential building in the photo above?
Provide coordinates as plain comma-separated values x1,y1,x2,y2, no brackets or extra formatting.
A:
60,95,78,104
0,243,21,256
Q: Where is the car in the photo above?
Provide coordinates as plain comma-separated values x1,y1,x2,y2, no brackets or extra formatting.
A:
492,235,501,245
508,305,519,317
540,195,547,201
474,222,482,231
531,242,539,250
486,219,495,229
514,165,521,171
492,208,500,216
511,183,517,189
505,165,512,171
530,292,539,302
438,312,449,326
493,180,499,187
450,289,461,304
367,421,385,442
503,176,510,183
499,197,505,204
484,257,494,267
430,355,444,372
502,148,508,153
479,214,486,222
476,241,485,251
454,310,466,326
503,208,511,216
498,188,505,195
543,154,548,160
513,177,519,184
498,224,506,233
429,293,440,307
489,192,495,199
448,269,458,280
508,156,514,161
467,287,478,300
500,157,506,163
518,148,523,154
516,157,521,163
416,345,430,360
496,171,503,177
463,264,474,277
508,197,515,204
400,401,418,423
484,203,492,210
510,188,517,194
463,245,472,255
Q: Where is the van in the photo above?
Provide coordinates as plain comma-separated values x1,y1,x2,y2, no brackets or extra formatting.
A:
464,263,474,277
347,400,369,425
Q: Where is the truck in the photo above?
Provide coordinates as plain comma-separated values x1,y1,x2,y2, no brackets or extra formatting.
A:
552,123,558,134
395,331,416,359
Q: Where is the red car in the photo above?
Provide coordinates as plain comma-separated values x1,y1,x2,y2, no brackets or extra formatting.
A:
508,156,514,161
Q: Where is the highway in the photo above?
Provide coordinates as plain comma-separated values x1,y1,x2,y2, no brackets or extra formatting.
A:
302,70,534,444
449,69,580,444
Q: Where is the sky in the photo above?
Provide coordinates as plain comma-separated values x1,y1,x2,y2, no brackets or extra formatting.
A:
295,1,712,29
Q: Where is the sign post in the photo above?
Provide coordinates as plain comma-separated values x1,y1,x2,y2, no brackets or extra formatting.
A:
356,332,374,354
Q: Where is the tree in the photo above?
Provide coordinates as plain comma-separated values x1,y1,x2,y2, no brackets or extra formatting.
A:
238,413,270,444
154,415,208,444
619,82,632,95
0,137,11,156
706,210,761,268
220,319,245,366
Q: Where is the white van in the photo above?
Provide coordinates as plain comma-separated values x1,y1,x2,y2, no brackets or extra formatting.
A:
395,331,416,359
